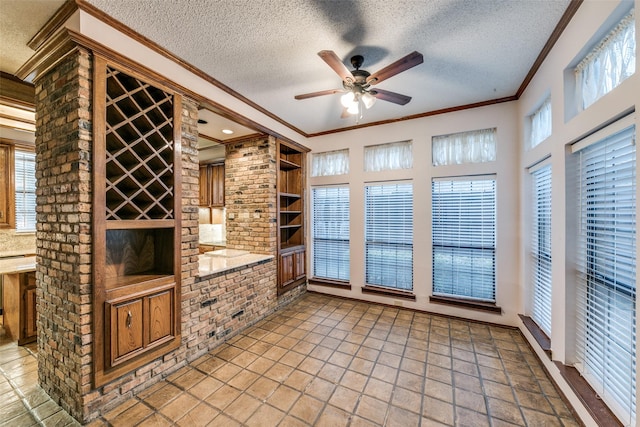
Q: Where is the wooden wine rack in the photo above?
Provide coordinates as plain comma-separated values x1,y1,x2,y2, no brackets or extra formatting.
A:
104,66,174,220
93,56,182,387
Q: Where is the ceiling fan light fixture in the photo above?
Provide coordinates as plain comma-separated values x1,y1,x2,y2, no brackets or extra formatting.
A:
340,91,356,108
362,92,376,109
346,100,360,115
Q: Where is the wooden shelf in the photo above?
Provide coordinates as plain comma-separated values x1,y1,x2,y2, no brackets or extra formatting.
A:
280,224,302,229
279,158,301,170
279,192,301,199
280,210,302,214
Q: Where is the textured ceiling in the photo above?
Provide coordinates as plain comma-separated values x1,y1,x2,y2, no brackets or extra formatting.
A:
2,0,573,135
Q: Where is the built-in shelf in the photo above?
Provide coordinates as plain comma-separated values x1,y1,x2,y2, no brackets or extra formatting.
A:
277,139,308,295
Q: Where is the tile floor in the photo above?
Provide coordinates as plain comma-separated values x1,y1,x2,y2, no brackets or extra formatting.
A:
0,293,580,426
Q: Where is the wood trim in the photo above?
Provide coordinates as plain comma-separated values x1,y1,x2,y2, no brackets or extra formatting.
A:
172,93,183,341
362,285,416,301
516,0,584,98
554,362,623,427
0,142,15,229
308,278,352,290
429,295,502,314
15,30,80,82
0,73,35,106
27,0,79,51
518,314,551,358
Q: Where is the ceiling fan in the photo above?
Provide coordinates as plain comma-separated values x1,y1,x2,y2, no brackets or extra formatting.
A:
295,50,424,118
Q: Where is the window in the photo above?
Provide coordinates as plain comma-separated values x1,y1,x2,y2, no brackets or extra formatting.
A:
530,163,552,335
311,186,350,282
574,121,635,425
432,128,496,166
529,97,552,149
432,177,496,302
576,9,635,110
311,149,349,177
364,141,412,172
14,149,36,232
365,182,413,290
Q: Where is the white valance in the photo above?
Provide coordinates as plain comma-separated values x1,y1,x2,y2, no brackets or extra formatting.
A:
311,149,349,177
432,128,496,166
530,97,552,148
364,140,413,172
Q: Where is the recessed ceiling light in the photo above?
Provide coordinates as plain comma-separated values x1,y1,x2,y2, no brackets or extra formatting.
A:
222,129,234,135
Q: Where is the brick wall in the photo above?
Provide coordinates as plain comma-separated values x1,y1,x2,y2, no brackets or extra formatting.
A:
225,136,277,254
34,48,93,420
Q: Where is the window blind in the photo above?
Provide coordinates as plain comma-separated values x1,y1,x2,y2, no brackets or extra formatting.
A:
575,124,636,426
311,186,350,282
365,182,413,290
530,164,552,335
432,177,496,302
14,150,36,232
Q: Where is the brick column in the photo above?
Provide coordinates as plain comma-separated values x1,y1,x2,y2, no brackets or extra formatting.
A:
225,135,277,254
34,48,93,421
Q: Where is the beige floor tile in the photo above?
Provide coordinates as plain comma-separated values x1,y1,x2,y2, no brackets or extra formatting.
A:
422,395,455,425
205,384,241,410
328,385,360,413
266,385,301,412
159,392,199,421
355,395,388,425
187,376,224,400
245,403,286,427
246,376,280,400
288,394,323,424
363,377,393,401
223,393,261,423
387,405,421,427
487,397,526,425
315,404,350,427
455,406,491,427
283,370,314,392
175,402,219,426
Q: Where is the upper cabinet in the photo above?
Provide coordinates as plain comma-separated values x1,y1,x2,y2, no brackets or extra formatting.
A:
92,56,182,386
199,163,224,207
277,139,308,295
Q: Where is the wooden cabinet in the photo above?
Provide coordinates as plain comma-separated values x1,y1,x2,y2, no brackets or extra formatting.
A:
0,143,13,228
199,163,224,207
3,270,37,345
93,57,181,386
277,139,308,295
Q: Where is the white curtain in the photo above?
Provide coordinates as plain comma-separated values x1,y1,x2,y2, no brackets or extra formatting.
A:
364,140,413,172
311,149,349,177
576,9,635,110
530,97,552,148
432,128,496,166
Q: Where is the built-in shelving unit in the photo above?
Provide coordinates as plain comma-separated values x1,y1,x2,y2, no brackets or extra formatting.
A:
93,57,182,386
277,139,308,295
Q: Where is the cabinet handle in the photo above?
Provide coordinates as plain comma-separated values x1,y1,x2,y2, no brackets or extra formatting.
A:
126,310,132,328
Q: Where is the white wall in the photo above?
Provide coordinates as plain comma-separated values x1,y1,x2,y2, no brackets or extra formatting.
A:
305,102,521,326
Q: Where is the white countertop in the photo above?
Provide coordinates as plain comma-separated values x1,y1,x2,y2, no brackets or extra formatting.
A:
198,252,273,278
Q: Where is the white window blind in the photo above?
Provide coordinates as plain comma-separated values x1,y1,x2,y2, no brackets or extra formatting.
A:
576,9,635,110
529,97,552,149
14,150,36,232
365,182,413,290
311,186,350,282
432,177,496,302
575,123,636,426
432,128,496,166
364,140,412,172
311,149,349,177
530,164,552,336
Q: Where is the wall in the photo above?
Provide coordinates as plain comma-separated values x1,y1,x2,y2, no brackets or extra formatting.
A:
0,229,35,255
516,0,639,423
305,102,521,326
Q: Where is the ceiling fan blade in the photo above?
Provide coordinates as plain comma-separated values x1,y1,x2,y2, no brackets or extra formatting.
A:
340,108,351,119
318,50,354,82
371,89,412,105
294,89,342,100
367,51,423,85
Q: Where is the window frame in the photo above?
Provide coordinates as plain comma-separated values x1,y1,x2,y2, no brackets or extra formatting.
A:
310,185,350,284
13,147,36,232
431,175,497,303
364,181,414,292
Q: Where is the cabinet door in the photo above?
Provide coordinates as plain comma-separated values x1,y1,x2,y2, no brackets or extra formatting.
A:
279,253,294,286
199,165,210,206
112,299,143,361
147,290,173,345
24,286,37,340
210,164,225,206
294,250,306,280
